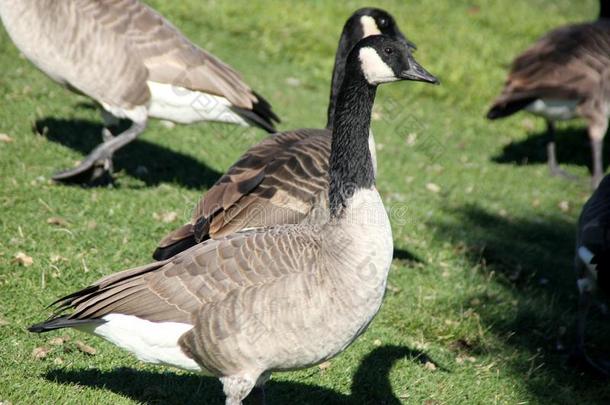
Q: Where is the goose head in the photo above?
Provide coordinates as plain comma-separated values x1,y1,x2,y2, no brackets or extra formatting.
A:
348,8,417,50
352,35,439,86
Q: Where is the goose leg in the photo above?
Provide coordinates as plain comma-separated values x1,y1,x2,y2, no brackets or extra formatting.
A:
221,375,256,405
588,119,607,189
52,120,146,184
546,120,577,180
101,110,120,142
571,288,610,377
247,371,271,405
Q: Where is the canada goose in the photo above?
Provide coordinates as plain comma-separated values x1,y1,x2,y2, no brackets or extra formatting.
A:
0,0,279,184
153,7,416,260
486,0,610,188
573,174,610,375
29,35,438,405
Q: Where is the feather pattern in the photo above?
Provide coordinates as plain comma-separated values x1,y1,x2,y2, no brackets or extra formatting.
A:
0,0,278,129
488,20,610,120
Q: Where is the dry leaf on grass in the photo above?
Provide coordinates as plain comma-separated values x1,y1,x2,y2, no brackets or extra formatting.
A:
47,217,68,227
424,361,437,371
32,346,50,360
153,211,178,223
49,335,70,346
426,183,441,193
558,200,570,212
50,254,67,263
373,339,382,347
75,340,96,355
13,252,33,267
0,133,14,143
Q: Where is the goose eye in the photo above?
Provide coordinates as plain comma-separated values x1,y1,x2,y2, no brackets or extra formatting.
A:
378,17,388,28
384,47,394,55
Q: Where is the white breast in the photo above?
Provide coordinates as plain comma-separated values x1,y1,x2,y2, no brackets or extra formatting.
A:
146,81,249,125
525,99,578,121
80,313,206,373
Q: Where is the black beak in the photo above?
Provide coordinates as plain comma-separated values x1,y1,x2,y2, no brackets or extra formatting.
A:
400,56,439,84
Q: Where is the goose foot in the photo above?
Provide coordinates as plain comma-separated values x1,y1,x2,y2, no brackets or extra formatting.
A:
52,146,114,185
52,121,145,185
548,164,579,181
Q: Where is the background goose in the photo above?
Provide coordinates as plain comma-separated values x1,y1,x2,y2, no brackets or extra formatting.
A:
153,7,416,260
573,174,610,375
29,36,438,405
0,0,279,184
486,0,610,188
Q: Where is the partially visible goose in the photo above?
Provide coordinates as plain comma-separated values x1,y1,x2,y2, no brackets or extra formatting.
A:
487,0,610,188
573,174,610,375
153,7,417,260
0,0,279,183
29,35,438,404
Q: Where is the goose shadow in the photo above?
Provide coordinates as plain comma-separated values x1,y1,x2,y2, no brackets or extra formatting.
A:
43,345,438,404
431,204,610,403
491,126,610,174
35,117,222,189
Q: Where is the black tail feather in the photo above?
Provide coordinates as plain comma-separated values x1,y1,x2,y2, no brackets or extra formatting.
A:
486,98,536,120
232,91,281,133
152,235,198,261
28,316,104,333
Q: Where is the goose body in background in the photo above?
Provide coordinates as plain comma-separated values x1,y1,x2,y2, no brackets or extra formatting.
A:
0,0,279,184
29,35,438,405
153,7,416,260
573,174,610,376
486,0,610,188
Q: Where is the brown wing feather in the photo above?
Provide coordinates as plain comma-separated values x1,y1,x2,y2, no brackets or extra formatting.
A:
49,226,321,324
152,129,331,260
489,20,610,115
77,0,265,110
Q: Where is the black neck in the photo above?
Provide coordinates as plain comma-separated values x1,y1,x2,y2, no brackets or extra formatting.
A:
600,0,610,19
328,72,377,217
326,25,360,130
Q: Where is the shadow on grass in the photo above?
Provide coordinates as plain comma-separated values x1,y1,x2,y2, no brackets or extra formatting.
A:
393,247,422,264
432,204,610,403
492,126,610,174
43,345,436,405
35,117,222,189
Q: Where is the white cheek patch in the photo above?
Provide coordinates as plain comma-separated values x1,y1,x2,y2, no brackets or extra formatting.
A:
360,16,381,37
359,47,397,85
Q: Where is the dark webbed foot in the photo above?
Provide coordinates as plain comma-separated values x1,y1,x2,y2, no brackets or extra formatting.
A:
548,164,579,181
52,121,145,185
52,140,115,185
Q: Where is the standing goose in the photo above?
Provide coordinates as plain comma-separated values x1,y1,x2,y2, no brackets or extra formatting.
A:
486,0,610,188
573,174,610,375
0,0,279,183
153,7,416,260
29,35,438,404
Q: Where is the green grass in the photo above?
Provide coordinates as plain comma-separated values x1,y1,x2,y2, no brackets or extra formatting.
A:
1,0,609,403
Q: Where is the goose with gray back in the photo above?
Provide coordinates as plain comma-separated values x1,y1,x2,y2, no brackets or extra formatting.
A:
29,35,438,405
487,0,610,188
0,0,279,184
153,7,418,260
573,174,610,376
